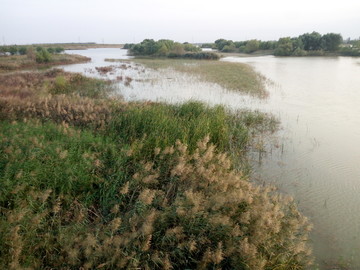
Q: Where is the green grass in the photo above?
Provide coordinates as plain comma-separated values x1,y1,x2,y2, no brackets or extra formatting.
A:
0,120,311,269
127,58,268,98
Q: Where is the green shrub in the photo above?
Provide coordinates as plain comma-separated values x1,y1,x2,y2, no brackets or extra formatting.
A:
54,47,64,53
50,73,113,98
35,48,52,63
18,47,27,55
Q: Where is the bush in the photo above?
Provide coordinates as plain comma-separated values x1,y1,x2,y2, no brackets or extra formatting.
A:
35,48,52,63
340,47,360,56
18,47,27,55
54,47,64,53
168,52,219,60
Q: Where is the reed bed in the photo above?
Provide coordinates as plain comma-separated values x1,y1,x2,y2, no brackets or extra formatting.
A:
0,63,313,269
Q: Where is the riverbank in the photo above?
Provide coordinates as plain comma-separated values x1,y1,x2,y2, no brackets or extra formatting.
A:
0,53,90,72
0,55,313,269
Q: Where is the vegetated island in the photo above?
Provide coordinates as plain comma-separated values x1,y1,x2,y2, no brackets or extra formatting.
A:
0,45,90,72
0,41,314,269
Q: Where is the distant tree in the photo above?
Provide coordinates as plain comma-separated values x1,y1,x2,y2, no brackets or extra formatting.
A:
201,43,215,49
55,47,64,53
234,41,246,48
214,39,234,51
9,46,18,55
321,33,342,51
299,32,322,51
183,43,201,52
18,46,27,55
274,37,293,56
259,41,277,50
47,47,55,54
123,43,134,49
171,43,186,55
221,44,236,52
244,39,260,53
291,37,304,51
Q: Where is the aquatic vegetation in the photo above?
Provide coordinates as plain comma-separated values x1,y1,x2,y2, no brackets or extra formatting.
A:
0,54,312,269
0,121,312,269
130,58,268,98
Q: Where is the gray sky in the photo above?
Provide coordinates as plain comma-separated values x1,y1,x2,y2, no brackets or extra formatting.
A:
1,0,359,45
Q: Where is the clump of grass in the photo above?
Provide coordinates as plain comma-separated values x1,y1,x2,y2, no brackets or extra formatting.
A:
106,101,250,162
2,94,116,129
50,73,114,98
129,58,268,98
0,120,313,269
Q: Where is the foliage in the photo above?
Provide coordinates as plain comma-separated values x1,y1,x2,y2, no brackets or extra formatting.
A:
244,39,260,53
321,33,342,51
54,47,65,53
123,43,134,49
299,32,322,51
18,47,27,55
212,32,346,56
128,39,201,58
215,39,235,51
35,48,52,63
201,43,216,49
0,120,313,269
339,47,360,56
9,46,18,55
274,37,293,56
167,52,219,60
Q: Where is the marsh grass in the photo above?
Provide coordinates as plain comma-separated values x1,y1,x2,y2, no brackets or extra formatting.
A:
0,56,312,269
0,53,90,72
0,121,312,269
128,58,268,98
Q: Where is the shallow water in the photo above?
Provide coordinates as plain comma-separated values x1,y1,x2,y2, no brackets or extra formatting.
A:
62,49,360,269
223,56,360,268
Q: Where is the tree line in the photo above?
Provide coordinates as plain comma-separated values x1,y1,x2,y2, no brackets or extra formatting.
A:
205,32,360,56
125,39,219,60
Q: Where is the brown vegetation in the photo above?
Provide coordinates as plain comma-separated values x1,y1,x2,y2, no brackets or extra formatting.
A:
0,54,90,72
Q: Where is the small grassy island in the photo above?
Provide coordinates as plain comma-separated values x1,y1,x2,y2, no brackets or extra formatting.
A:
0,42,314,269
0,45,90,72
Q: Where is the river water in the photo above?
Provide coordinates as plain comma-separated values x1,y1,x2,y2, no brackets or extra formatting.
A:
62,49,360,269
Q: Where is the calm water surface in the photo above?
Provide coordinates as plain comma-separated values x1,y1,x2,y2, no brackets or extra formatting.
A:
62,49,360,268
223,56,360,268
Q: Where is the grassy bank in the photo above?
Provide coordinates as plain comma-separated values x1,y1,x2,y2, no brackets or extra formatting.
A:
125,58,268,98
0,53,90,72
0,62,313,269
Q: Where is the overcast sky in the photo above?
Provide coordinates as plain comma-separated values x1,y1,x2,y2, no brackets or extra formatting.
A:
1,0,359,45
